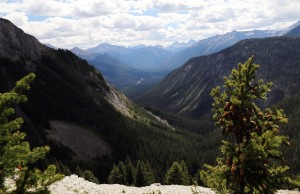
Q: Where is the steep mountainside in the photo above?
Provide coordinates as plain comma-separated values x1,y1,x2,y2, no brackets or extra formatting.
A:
0,18,217,181
285,25,300,37
141,37,300,119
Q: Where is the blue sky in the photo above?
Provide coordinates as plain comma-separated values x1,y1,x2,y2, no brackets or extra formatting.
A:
1,0,300,49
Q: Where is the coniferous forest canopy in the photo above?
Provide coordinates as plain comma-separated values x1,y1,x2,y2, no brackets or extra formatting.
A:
1,16,300,193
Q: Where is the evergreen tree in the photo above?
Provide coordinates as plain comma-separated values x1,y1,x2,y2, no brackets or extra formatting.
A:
83,170,99,184
75,166,84,177
125,157,135,186
200,56,292,193
0,73,63,193
165,161,188,185
144,161,155,185
108,164,123,184
135,161,146,187
117,161,127,185
180,161,190,185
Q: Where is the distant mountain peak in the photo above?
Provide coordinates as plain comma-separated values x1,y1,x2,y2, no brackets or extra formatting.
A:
166,39,197,52
284,20,300,37
128,44,146,49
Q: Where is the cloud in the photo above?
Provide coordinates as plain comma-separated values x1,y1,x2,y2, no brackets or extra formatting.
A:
4,11,28,27
153,0,207,12
25,0,71,17
112,14,137,29
1,0,300,49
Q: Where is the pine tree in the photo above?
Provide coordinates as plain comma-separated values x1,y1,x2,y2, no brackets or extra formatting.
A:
180,161,190,185
117,161,127,185
83,170,99,184
200,56,292,193
75,166,84,177
144,161,155,185
108,164,123,184
165,161,188,185
0,73,63,193
135,161,146,187
125,157,135,186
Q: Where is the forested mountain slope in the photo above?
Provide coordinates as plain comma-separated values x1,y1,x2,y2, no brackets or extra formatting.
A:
141,37,300,119
0,18,217,182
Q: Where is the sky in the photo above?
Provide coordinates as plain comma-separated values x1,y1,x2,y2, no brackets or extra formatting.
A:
1,0,300,49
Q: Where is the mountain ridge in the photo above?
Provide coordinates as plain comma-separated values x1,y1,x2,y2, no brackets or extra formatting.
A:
140,36,300,119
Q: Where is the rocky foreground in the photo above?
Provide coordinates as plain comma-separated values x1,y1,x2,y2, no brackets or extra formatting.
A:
49,175,300,194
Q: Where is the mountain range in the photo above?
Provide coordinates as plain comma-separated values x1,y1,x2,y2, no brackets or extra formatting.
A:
138,26,300,172
71,44,173,98
71,21,300,98
72,43,173,71
140,36,300,119
0,18,216,181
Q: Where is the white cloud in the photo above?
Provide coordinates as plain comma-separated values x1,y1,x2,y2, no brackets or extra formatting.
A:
24,0,71,17
1,0,300,49
4,11,28,27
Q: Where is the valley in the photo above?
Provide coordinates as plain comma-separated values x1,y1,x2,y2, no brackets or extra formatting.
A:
1,13,300,193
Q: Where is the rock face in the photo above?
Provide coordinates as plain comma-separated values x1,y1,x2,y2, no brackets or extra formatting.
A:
140,37,300,118
0,18,42,61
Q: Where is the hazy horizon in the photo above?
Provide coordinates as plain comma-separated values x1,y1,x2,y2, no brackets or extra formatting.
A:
1,0,300,49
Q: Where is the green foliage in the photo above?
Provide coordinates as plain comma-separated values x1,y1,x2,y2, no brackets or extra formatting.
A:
108,164,123,184
135,160,155,187
201,56,292,193
125,157,135,186
0,73,63,193
83,170,99,184
117,162,127,185
180,161,190,185
164,161,190,185
75,166,84,177
108,158,156,187
74,166,99,183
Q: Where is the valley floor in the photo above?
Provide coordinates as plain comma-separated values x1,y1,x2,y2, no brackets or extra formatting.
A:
49,175,300,194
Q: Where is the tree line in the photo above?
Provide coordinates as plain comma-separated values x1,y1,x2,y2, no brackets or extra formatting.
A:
107,157,191,186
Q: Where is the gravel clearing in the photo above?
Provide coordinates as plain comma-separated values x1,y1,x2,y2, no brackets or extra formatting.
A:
49,175,300,194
